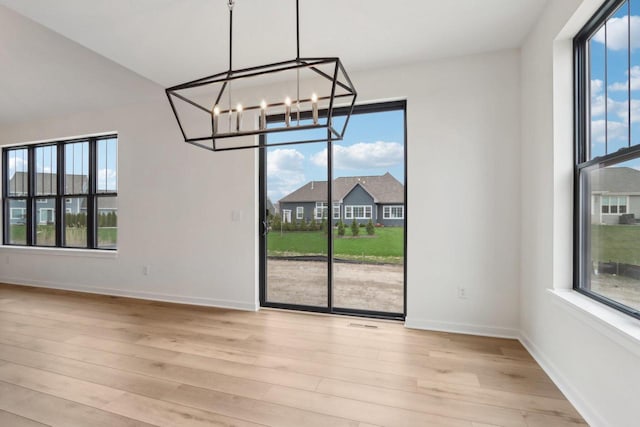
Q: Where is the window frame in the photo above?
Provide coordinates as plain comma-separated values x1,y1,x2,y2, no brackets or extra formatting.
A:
282,209,292,223
600,195,628,214
333,204,340,220
383,205,405,220
314,201,328,220
2,134,118,250
574,0,640,319
9,207,25,221
345,205,372,220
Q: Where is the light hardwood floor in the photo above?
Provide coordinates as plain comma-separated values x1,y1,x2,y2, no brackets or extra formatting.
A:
0,283,586,427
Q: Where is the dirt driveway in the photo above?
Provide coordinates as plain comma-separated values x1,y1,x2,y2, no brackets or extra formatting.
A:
266,258,404,313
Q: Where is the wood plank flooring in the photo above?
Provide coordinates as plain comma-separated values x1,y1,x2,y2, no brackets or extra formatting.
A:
0,283,586,427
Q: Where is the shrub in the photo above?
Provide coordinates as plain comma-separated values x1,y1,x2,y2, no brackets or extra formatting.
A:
337,220,345,237
351,219,359,236
366,219,375,235
271,213,282,230
321,218,328,235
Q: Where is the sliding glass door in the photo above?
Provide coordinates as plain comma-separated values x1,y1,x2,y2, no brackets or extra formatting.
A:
260,101,406,318
262,141,329,309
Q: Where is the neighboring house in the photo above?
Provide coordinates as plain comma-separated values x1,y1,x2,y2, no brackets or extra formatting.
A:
591,167,640,225
279,172,405,226
7,172,115,224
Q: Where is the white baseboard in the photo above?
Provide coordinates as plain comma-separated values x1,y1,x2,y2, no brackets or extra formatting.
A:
519,331,607,427
0,276,258,312
404,317,519,339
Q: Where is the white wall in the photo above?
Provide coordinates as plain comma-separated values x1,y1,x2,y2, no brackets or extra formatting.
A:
0,9,523,336
0,101,259,310
520,1,640,426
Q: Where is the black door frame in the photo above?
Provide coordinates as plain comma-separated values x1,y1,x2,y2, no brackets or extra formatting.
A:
259,100,407,320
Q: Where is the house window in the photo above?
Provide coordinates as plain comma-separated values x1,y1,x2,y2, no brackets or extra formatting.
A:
574,0,640,318
601,196,627,214
333,204,340,219
315,202,328,219
296,206,304,220
9,208,25,221
282,209,292,223
3,135,118,249
38,208,55,224
345,205,372,219
383,205,404,219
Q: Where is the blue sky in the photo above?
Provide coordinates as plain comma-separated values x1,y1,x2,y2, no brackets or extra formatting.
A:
7,138,117,192
589,0,640,162
266,109,405,202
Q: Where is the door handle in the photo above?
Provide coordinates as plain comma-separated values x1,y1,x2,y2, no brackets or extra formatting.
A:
262,220,269,237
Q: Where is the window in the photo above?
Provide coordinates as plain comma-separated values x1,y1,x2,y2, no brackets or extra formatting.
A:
282,209,292,223
383,205,404,219
296,206,303,220
575,0,640,318
333,204,340,219
600,195,627,214
9,207,25,220
3,135,118,249
315,202,328,219
345,205,372,219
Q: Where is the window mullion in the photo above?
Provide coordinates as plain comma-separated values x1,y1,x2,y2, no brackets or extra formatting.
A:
88,138,97,249
1,150,7,245
26,147,34,246
56,142,64,247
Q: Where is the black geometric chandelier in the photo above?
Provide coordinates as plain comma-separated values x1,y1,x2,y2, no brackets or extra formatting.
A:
165,0,357,152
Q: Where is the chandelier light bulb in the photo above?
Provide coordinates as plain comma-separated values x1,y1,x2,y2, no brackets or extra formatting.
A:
284,97,292,127
236,103,243,131
311,93,318,124
260,100,267,130
213,105,220,134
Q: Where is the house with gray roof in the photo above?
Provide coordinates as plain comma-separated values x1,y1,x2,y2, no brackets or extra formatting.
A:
590,167,640,225
7,172,117,225
279,172,404,226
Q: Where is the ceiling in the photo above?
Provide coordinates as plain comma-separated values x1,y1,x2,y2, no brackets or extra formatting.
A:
0,0,548,126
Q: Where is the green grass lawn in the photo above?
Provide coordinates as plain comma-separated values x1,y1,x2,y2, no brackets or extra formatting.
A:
591,224,640,265
9,224,117,248
267,227,404,264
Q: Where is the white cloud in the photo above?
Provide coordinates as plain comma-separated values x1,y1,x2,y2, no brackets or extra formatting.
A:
592,79,604,95
590,79,640,124
7,156,27,178
591,119,628,144
609,66,640,91
267,148,306,202
97,168,117,190
592,16,640,50
311,141,403,170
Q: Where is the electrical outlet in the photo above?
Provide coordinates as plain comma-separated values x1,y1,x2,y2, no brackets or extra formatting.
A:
458,287,467,299
143,265,150,276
